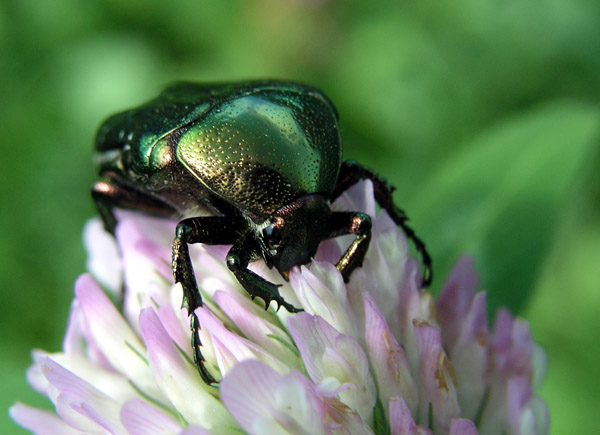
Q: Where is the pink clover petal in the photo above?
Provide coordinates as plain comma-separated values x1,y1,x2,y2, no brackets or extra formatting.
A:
138,308,235,431
389,397,431,435
50,303,143,403
196,305,288,375
200,243,230,262
155,303,191,356
61,301,89,362
79,401,125,433
121,398,183,435
75,274,164,401
314,377,351,398
31,351,104,408
342,261,373,325
189,243,245,299
208,336,239,378
332,179,377,218
436,255,480,349
213,285,281,323
115,209,177,247
413,319,460,433
507,376,535,435
287,313,350,383
133,233,173,281
388,397,415,435
119,216,173,282
373,206,401,234
321,396,374,435
288,313,376,421
355,179,378,216
10,403,81,435
478,387,507,433
505,318,534,378
27,350,51,395
213,290,301,369
449,418,478,435
450,291,489,419
527,396,550,435
531,345,548,390
221,359,328,435
41,357,125,433
178,426,214,435
47,351,140,407
362,212,411,315
290,261,357,337
117,219,173,326
489,308,514,377
313,237,344,264
395,266,427,366
478,310,543,434
136,239,174,282
489,311,534,387
64,300,116,372
364,293,418,416
84,218,123,294
36,347,135,408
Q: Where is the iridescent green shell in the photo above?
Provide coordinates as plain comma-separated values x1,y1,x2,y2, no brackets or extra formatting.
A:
96,81,342,216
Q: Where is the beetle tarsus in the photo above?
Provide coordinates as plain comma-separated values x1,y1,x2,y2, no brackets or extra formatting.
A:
227,241,303,313
190,313,217,385
279,300,304,313
172,217,242,383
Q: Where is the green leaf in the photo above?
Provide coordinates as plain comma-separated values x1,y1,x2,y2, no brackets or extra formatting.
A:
413,100,600,312
372,397,390,435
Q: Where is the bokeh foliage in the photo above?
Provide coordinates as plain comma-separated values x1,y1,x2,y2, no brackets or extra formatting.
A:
1,0,599,433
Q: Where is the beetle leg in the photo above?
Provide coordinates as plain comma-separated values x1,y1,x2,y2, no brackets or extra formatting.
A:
92,171,177,234
226,235,303,313
173,216,243,385
327,211,372,281
332,160,432,286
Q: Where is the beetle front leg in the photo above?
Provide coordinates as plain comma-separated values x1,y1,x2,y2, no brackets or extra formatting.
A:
333,160,432,286
172,216,243,384
226,235,303,313
328,211,372,281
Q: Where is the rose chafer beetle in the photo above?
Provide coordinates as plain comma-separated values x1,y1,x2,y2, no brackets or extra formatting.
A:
93,80,432,384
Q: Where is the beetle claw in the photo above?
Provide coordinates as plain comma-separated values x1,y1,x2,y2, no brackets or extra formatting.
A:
278,299,303,313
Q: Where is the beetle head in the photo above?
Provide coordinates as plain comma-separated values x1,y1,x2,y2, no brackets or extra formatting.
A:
260,194,331,273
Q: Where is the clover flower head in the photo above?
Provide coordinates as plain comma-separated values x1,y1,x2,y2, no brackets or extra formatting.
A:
11,181,549,434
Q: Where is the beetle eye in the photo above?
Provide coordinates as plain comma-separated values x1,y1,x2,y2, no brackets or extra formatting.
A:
262,225,282,250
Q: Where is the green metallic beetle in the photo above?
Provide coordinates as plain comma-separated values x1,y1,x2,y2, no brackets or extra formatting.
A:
93,80,431,384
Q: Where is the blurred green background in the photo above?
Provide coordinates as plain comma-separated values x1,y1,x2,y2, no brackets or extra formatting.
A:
1,0,599,433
